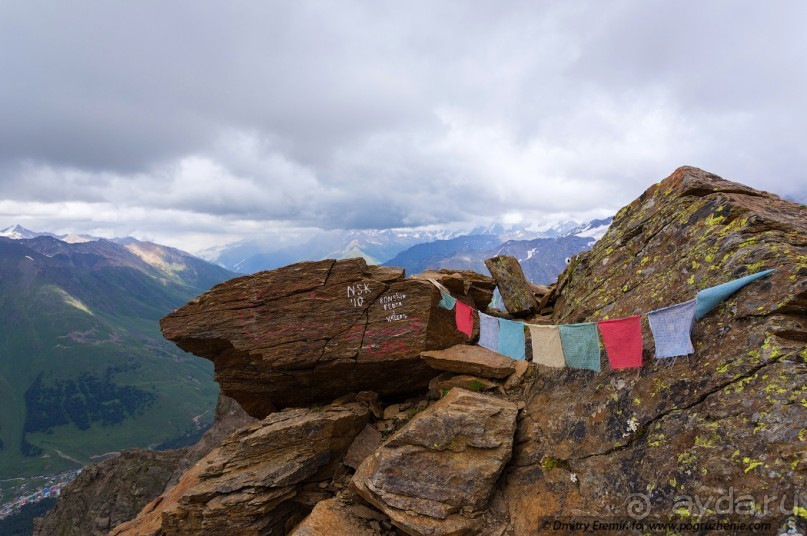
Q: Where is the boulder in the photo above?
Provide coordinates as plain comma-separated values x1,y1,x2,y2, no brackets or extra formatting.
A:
484,255,537,316
290,496,391,536
351,388,518,535
422,344,517,379
428,373,500,395
344,424,384,470
161,258,466,417
409,269,496,310
502,359,530,391
111,403,369,536
505,166,807,531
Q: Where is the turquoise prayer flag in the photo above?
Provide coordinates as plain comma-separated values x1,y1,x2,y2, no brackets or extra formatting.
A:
438,289,457,310
695,269,774,320
498,318,525,360
558,323,601,372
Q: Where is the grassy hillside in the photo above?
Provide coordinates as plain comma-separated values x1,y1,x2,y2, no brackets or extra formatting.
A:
0,237,233,493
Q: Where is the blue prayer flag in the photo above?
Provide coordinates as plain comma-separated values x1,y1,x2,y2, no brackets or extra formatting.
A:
695,269,774,320
647,299,697,358
478,312,499,352
498,318,525,360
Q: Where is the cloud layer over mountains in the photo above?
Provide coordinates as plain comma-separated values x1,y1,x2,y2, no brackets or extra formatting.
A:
1,1,805,251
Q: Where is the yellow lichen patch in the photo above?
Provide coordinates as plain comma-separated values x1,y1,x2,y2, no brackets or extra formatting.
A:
677,451,697,468
742,457,763,473
704,213,726,227
694,435,716,449
648,433,665,448
724,376,754,395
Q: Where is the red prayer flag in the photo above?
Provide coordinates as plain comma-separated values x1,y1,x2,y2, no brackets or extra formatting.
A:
455,301,474,338
596,315,643,369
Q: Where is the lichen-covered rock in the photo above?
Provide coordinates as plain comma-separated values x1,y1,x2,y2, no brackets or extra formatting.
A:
484,255,537,316
352,388,518,535
32,394,256,536
505,166,807,531
161,258,465,417
111,403,369,535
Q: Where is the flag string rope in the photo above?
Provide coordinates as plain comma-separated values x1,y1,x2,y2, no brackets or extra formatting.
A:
427,269,774,372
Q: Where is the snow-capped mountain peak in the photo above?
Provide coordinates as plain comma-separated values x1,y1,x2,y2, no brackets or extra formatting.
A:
564,217,613,241
0,224,101,243
0,224,44,240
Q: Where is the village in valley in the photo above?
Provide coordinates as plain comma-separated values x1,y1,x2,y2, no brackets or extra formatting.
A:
0,469,80,520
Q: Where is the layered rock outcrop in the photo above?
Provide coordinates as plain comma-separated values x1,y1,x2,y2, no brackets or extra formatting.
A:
112,403,370,535
46,166,806,535
506,166,806,531
161,259,468,417
352,388,518,535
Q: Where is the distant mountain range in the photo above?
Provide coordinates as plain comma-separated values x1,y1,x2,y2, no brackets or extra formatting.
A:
198,229,459,274
200,218,613,279
0,226,235,494
383,218,611,285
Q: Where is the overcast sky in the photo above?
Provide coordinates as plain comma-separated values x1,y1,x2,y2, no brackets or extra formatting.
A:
1,1,805,252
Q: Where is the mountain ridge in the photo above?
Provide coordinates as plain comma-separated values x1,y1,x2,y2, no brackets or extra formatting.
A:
0,233,236,509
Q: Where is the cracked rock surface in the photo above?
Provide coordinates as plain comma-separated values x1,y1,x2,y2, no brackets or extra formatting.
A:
505,166,806,532
161,258,466,417
111,403,369,535
352,388,518,535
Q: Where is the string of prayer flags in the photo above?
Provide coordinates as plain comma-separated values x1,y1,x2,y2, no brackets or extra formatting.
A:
559,323,601,372
526,324,566,368
438,289,457,310
647,299,696,358
498,318,526,360
478,312,499,352
455,301,475,338
433,267,774,370
694,269,774,320
597,315,643,369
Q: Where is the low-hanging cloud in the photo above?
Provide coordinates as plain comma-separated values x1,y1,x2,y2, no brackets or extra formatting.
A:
1,0,805,252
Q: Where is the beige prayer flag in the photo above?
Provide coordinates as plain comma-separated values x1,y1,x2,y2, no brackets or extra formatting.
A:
527,324,566,368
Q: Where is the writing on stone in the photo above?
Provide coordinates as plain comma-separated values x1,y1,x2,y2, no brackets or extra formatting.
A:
347,282,372,307
380,292,406,310
379,291,408,322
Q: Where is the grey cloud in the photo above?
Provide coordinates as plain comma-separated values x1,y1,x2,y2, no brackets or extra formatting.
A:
1,0,805,245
